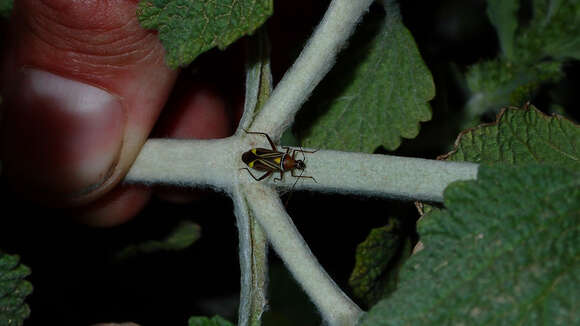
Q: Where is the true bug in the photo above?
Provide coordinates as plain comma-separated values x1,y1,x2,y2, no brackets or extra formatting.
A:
241,129,317,183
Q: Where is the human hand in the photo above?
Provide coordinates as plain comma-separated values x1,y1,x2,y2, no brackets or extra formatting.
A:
0,1,237,226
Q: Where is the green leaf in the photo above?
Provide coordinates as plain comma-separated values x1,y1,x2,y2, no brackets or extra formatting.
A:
469,0,580,117
443,105,579,169
348,219,411,308
261,264,319,326
517,0,580,61
188,315,235,326
465,59,562,118
362,164,580,325
486,0,519,59
0,0,12,19
137,0,273,68
296,7,433,152
116,221,201,259
0,253,32,326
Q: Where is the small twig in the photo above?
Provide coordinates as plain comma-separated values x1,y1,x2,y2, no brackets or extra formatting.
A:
243,183,364,326
250,0,375,139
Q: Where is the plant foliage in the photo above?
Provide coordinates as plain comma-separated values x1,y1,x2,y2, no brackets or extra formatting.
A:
466,0,580,118
362,164,579,325
296,6,434,152
188,315,235,326
137,0,273,68
349,219,411,308
116,221,201,259
442,105,579,169
0,253,32,326
0,0,12,20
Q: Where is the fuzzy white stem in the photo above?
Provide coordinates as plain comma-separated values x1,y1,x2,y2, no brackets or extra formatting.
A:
235,30,272,326
232,187,268,326
264,149,479,202
124,137,238,192
243,183,363,326
125,139,478,203
251,0,374,139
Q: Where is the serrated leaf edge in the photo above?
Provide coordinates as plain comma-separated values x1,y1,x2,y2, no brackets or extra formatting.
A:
437,103,577,161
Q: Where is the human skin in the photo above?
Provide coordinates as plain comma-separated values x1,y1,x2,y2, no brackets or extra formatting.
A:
0,0,233,226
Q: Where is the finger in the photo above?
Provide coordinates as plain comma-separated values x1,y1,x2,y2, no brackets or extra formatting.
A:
154,82,231,203
0,0,178,206
76,184,152,227
154,82,232,139
79,81,232,225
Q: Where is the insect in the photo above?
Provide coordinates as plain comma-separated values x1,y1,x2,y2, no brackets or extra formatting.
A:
241,129,317,183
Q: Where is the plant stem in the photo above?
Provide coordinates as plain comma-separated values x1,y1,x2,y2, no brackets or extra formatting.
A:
269,149,479,202
232,191,268,326
124,137,238,191
243,183,364,326
251,0,375,139
125,139,478,203
234,27,272,326
123,2,477,325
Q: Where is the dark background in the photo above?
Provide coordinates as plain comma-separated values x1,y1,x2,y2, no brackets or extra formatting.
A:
1,0,577,325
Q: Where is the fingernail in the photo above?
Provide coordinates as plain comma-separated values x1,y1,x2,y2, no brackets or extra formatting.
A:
1,68,125,201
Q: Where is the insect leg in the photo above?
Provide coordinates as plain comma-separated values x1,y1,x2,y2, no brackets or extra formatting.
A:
240,168,272,181
274,171,285,182
291,168,318,183
243,129,277,151
283,147,318,161
282,146,318,154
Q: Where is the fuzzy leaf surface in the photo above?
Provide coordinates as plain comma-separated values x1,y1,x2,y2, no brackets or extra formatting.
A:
362,164,580,325
443,105,579,169
137,0,273,68
0,0,12,19
296,9,433,152
465,60,562,118
517,0,580,61
349,219,410,308
467,0,580,116
486,0,519,59
0,254,32,326
188,315,235,326
116,221,201,259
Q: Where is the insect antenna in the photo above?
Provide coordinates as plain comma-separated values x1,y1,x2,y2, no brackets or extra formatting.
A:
284,144,310,206
284,167,304,207
298,144,307,161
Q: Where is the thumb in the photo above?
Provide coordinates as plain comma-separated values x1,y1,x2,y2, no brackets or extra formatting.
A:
0,0,177,206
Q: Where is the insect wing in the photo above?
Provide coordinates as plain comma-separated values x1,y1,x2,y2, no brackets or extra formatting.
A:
252,156,282,172
253,148,284,159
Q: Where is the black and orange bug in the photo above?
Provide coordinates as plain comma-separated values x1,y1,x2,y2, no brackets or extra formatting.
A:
241,129,317,183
